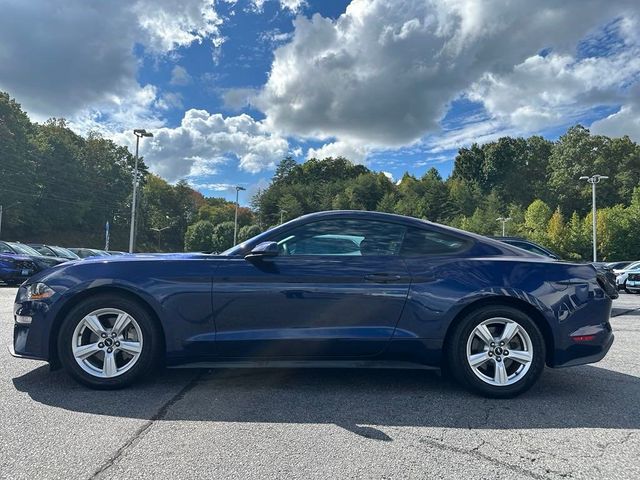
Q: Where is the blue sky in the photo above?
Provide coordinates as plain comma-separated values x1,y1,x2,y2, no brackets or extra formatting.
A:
1,0,639,204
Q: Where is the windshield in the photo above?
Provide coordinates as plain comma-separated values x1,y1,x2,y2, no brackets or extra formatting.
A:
623,261,640,271
52,246,80,258
9,242,44,256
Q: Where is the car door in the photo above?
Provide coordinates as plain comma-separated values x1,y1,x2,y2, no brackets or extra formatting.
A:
211,217,411,358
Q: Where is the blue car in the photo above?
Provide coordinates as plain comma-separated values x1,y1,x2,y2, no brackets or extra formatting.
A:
10,211,616,397
0,253,38,286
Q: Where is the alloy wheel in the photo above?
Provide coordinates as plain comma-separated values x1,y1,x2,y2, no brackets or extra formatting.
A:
465,317,533,386
71,308,143,378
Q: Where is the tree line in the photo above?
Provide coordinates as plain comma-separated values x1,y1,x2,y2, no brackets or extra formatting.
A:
0,91,248,252
3,90,640,259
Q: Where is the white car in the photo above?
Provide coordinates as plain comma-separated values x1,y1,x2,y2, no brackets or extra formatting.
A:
616,261,640,290
623,270,640,293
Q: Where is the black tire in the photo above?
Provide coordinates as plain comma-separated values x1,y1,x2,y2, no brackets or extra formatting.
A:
446,305,546,398
57,294,162,389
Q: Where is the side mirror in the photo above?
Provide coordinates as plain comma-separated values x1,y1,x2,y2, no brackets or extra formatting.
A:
245,241,279,260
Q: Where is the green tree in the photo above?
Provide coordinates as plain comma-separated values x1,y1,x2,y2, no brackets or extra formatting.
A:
184,220,215,252
212,221,235,252
238,224,262,242
524,199,552,244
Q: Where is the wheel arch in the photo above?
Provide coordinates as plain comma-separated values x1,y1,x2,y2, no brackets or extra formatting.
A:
443,296,554,366
48,285,166,369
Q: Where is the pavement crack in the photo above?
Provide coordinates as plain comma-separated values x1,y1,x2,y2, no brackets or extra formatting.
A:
88,371,204,479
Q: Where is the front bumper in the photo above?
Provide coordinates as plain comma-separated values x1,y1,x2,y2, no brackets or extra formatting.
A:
7,340,44,361
11,296,54,362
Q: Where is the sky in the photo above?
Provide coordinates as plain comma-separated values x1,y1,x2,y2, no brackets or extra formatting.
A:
1,0,639,204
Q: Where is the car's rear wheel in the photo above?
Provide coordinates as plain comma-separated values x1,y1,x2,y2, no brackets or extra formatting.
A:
57,294,161,389
447,305,545,398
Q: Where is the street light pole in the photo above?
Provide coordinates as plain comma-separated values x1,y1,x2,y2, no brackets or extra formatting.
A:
496,217,511,237
150,226,170,251
129,129,153,253
579,174,609,262
233,186,246,246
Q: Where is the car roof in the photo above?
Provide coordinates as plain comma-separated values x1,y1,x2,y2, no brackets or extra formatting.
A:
226,210,532,258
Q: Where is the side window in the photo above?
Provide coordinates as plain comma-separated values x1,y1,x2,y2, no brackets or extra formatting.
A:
271,219,406,256
400,227,471,256
0,243,13,253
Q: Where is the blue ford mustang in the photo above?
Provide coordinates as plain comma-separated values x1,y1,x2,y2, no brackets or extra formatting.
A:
10,211,616,397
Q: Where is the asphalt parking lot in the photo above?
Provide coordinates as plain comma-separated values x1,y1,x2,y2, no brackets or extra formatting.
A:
1,287,639,480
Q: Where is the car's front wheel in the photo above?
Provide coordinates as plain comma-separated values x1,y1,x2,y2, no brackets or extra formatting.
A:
447,305,546,398
57,294,161,389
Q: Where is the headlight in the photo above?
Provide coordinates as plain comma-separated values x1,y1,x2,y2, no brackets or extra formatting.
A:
26,282,55,301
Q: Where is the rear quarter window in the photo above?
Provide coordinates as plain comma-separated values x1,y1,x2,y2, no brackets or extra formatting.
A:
400,228,471,256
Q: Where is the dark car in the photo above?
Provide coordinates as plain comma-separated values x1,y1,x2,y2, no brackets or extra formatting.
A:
0,253,38,286
68,248,111,259
11,211,616,398
491,237,561,259
0,241,69,271
28,244,81,261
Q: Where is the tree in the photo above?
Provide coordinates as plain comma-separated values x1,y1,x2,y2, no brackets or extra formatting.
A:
212,221,235,252
238,224,261,242
524,200,552,244
546,208,565,254
184,220,215,252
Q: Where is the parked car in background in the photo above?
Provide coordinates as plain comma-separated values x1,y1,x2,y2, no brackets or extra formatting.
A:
606,261,633,271
28,244,81,261
0,241,69,271
491,237,561,259
12,210,617,398
614,261,640,290
624,271,640,293
68,248,111,259
0,253,38,286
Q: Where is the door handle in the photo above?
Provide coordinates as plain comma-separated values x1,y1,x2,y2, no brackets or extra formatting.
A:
365,273,404,283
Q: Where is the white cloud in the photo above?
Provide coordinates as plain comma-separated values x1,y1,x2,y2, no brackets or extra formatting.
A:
170,66,192,86
0,0,223,120
133,0,223,54
142,109,290,180
251,0,306,13
190,182,237,192
307,140,368,163
256,0,638,153
591,100,640,142
468,33,640,132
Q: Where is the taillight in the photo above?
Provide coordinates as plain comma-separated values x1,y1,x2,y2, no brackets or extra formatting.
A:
571,334,596,342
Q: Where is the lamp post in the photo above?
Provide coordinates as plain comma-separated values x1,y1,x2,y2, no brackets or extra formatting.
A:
129,129,153,253
496,217,511,237
150,226,170,251
579,174,609,262
233,186,246,246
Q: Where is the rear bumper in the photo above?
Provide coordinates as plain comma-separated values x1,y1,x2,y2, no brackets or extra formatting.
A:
1,271,30,283
551,328,614,368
